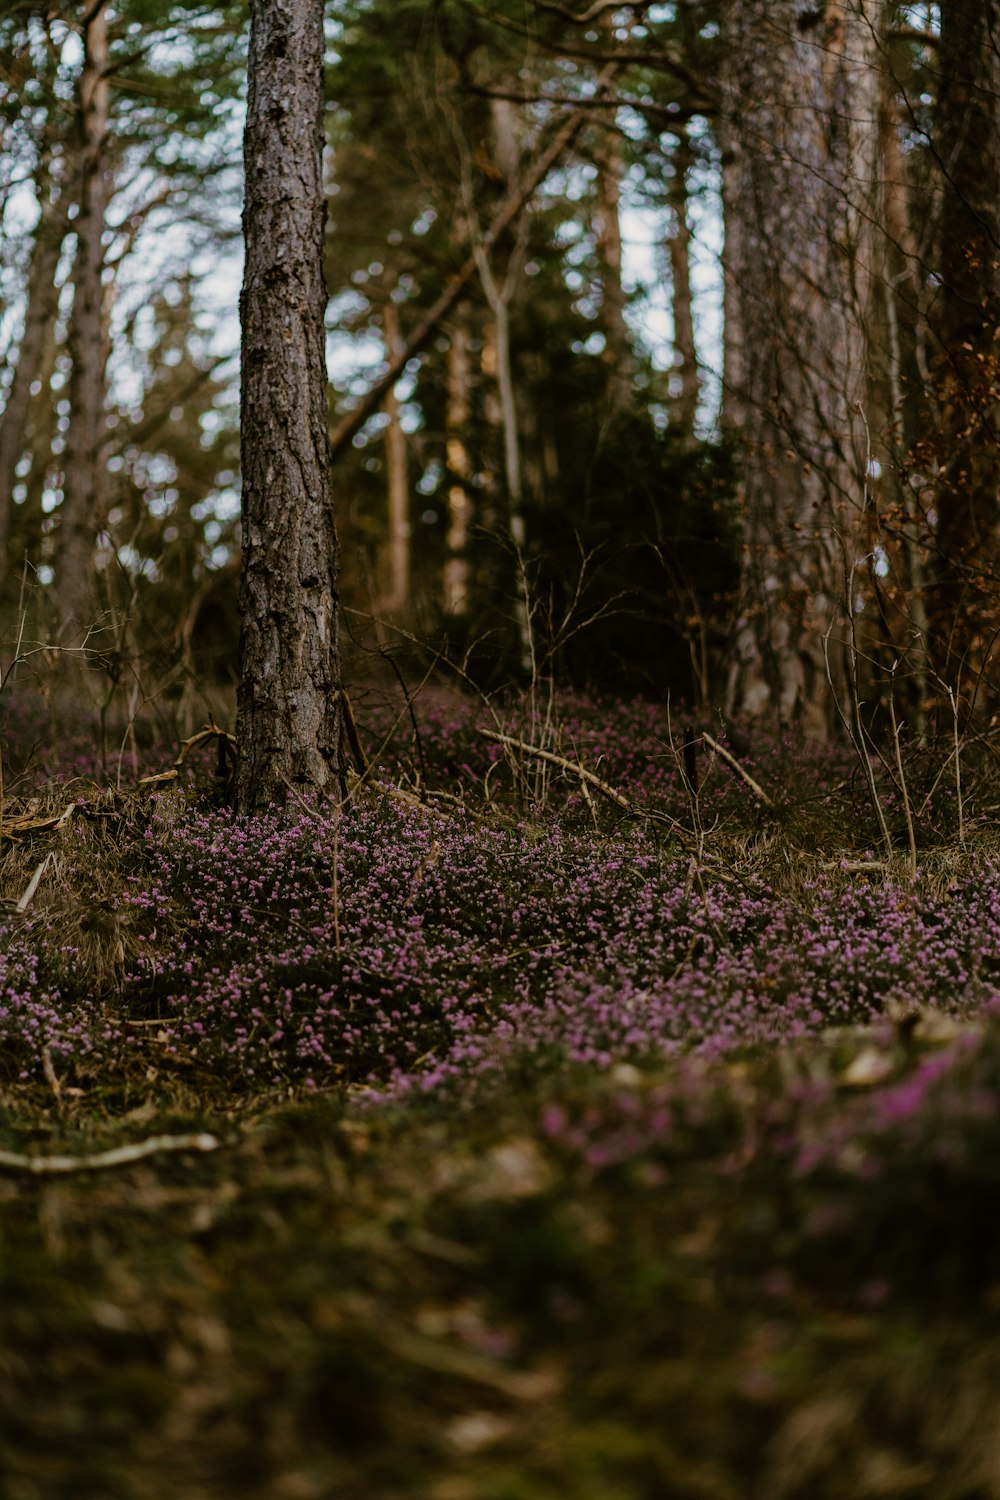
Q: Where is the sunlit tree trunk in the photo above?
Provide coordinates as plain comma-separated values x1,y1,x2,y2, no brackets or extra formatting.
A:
236,0,341,811
57,0,110,636
722,0,879,734
473,95,531,665
928,0,1000,691
0,162,69,588
667,126,699,440
444,317,472,616
380,295,410,618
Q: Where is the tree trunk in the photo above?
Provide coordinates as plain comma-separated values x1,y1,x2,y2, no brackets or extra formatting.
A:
474,94,531,666
928,0,1000,692
667,126,699,440
57,0,110,637
380,296,410,618
0,166,69,588
444,317,472,616
594,123,633,416
721,0,879,734
870,51,931,721
236,0,341,812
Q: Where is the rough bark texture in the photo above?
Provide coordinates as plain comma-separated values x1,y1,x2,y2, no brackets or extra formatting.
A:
380,297,410,618
721,0,879,734
870,50,931,713
236,0,341,812
928,0,1000,688
0,164,69,587
57,0,110,636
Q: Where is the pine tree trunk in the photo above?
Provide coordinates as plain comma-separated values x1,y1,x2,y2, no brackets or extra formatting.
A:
667,127,699,440
57,0,110,637
873,52,931,719
0,166,69,588
380,296,410,618
721,0,878,734
236,0,341,812
928,0,1000,693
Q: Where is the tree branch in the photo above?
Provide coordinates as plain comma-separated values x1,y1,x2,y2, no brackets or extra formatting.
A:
532,0,653,21
329,61,624,462
0,1132,222,1176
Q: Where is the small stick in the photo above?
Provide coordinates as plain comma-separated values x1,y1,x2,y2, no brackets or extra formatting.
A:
40,1044,61,1098
16,853,55,913
1,803,78,838
475,729,694,840
701,734,774,807
138,725,238,788
0,1132,222,1177
342,688,370,774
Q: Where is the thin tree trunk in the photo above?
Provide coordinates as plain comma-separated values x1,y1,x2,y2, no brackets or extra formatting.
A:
0,168,69,587
473,95,532,666
57,0,110,636
594,123,633,415
236,0,341,811
721,0,879,734
667,126,699,439
444,317,472,616
380,296,410,618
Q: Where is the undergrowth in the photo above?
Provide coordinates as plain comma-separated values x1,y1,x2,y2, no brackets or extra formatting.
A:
2,685,1000,1498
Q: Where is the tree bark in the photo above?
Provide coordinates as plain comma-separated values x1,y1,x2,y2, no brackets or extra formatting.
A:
721,0,879,734
594,123,633,416
927,0,1000,691
667,126,699,439
380,296,410,618
0,164,69,588
57,0,110,636
236,0,341,812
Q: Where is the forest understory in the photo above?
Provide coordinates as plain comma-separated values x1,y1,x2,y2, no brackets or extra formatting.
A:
3,676,1000,1500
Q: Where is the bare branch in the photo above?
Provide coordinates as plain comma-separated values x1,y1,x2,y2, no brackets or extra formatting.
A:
0,1133,222,1176
701,734,775,807
475,728,695,842
887,27,939,48
330,61,624,461
532,0,653,21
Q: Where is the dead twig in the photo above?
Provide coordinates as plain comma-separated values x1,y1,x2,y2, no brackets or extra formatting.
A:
138,724,237,789
476,729,694,842
701,734,774,808
0,1131,222,1176
16,852,56,912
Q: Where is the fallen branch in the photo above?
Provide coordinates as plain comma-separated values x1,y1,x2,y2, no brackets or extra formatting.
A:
701,734,774,807
0,1131,222,1176
139,724,237,788
16,852,56,912
1,801,78,838
476,729,694,842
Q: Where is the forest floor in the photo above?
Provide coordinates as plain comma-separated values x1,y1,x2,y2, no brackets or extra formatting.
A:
3,681,1000,1499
